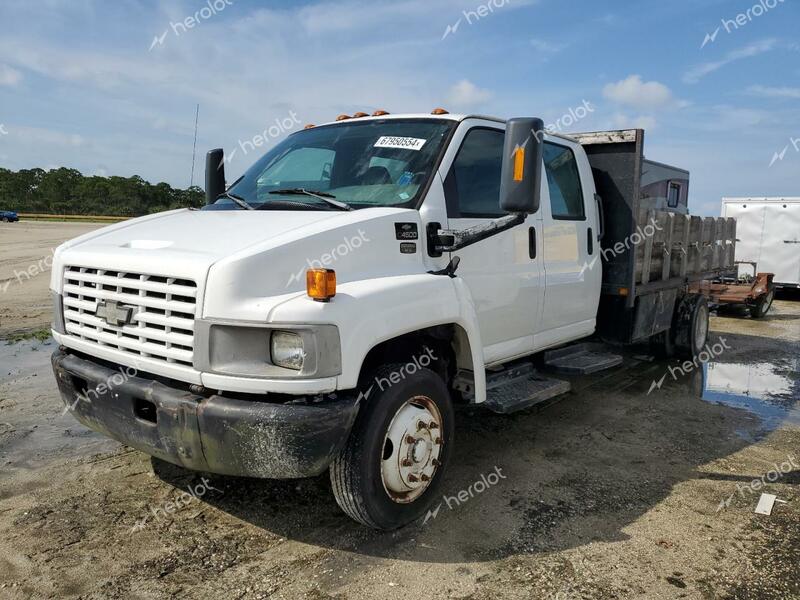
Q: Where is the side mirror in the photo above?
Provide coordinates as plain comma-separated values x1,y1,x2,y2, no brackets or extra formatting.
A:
205,148,226,205
499,118,544,215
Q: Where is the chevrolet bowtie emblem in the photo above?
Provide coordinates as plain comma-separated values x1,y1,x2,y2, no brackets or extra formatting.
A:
95,300,134,327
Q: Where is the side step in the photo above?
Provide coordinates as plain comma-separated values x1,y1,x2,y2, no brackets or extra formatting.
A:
483,363,571,414
542,342,623,375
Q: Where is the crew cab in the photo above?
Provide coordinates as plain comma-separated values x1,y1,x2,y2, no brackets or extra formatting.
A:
51,111,734,529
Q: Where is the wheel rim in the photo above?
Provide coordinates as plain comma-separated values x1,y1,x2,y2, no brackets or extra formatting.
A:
694,302,709,351
380,395,443,504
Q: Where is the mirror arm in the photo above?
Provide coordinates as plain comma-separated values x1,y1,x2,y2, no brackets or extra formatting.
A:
434,213,526,252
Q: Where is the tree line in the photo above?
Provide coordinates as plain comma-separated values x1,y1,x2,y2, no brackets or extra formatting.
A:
0,167,205,216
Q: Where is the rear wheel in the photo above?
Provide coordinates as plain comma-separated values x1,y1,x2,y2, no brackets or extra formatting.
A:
750,288,775,319
650,327,676,358
1,217,9,223
330,364,454,530
675,294,709,359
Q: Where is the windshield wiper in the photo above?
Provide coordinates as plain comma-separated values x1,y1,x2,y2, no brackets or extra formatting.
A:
269,188,353,211
216,191,254,211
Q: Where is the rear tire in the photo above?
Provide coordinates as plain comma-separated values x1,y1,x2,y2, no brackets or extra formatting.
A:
750,288,774,319
675,294,709,359
330,363,454,530
650,328,676,358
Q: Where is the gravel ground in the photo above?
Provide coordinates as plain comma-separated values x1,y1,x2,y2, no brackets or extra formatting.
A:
0,222,798,599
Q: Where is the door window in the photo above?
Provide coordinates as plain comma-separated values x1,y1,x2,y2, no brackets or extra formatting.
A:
544,143,585,220
447,128,505,218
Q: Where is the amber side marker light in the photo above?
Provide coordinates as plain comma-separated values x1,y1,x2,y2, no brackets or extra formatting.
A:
336,114,351,121
307,269,337,302
372,110,390,116
352,112,369,118
431,108,449,115
513,146,525,182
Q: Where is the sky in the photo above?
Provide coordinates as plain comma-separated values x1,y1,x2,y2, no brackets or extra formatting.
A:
0,0,798,216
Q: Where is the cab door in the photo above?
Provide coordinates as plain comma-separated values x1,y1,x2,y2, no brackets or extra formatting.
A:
535,139,601,348
439,121,544,365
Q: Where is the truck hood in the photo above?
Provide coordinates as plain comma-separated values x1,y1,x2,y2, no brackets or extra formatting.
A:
53,207,424,319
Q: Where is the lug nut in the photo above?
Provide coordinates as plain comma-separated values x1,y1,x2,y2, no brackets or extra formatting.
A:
401,458,413,467
431,458,441,467
405,435,416,444
420,474,430,482
417,421,427,431
435,437,442,444
429,422,439,429
408,474,419,483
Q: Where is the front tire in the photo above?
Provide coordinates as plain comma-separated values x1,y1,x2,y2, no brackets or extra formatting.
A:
330,363,454,530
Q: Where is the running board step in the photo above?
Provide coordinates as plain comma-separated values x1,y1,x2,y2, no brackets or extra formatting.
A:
542,342,623,375
484,364,571,414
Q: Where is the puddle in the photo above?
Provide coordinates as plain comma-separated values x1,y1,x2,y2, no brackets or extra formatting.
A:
0,336,56,377
0,336,118,472
701,359,800,429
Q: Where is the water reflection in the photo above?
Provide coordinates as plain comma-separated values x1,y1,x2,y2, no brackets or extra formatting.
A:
701,359,800,427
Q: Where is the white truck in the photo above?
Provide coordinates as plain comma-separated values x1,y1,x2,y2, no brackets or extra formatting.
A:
51,112,735,529
722,197,800,289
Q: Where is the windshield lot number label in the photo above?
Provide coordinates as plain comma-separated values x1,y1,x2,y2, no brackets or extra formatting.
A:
375,136,427,151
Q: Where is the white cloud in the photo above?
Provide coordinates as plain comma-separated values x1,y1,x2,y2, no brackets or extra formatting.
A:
529,38,568,55
603,75,678,111
747,85,800,99
683,39,777,84
611,113,657,131
0,64,22,87
446,80,493,108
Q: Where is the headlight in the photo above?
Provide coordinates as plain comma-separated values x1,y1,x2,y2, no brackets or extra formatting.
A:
271,331,305,370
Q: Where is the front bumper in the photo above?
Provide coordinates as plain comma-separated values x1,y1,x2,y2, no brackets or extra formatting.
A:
52,349,360,479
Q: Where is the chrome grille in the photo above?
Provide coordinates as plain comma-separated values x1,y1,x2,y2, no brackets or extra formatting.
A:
62,266,197,367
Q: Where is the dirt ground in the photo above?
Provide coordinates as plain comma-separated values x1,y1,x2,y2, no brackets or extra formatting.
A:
0,221,103,337
1,222,799,599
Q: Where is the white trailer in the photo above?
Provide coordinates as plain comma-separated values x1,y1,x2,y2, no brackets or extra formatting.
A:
722,198,800,288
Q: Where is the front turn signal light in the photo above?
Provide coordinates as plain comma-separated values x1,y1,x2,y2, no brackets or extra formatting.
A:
307,269,336,302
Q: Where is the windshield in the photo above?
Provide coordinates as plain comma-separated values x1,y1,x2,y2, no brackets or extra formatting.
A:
204,119,456,211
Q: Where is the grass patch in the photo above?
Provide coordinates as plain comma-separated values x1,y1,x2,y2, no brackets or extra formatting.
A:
4,328,52,344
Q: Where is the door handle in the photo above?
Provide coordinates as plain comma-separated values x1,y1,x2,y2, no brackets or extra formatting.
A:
587,227,594,255
529,227,536,259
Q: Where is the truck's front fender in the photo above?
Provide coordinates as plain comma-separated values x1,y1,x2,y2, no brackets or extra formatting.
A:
266,273,487,402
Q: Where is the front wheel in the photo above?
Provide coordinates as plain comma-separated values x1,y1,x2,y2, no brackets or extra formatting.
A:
330,364,454,530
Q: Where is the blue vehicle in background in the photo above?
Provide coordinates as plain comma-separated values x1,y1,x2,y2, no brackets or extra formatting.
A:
0,210,19,222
